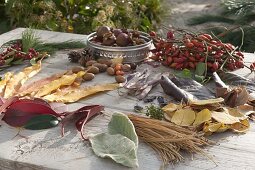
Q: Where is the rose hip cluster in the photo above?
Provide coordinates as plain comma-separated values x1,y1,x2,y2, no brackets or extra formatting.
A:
149,30,245,72
0,42,39,66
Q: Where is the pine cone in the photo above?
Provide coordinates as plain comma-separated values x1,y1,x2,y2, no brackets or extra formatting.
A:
68,50,82,63
81,48,94,61
78,56,87,67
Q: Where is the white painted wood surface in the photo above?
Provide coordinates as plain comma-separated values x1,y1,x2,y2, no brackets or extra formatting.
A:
0,28,255,170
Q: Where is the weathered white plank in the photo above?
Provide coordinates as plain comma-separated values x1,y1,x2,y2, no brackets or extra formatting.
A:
0,28,255,170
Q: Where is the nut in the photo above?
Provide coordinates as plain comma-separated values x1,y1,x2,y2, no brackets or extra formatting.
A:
106,67,115,76
93,63,108,72
87,66,99,74
83,73,95,81
71,66,85,73
97,58,113,67
121,64,131,72
85,60,97,67
115,75,126,83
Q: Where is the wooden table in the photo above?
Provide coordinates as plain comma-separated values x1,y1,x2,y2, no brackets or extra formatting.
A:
0,28,255,170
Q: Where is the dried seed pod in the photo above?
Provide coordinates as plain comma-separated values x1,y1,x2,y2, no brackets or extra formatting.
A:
115,75,126,83
87,66,100,74
83,73,95,81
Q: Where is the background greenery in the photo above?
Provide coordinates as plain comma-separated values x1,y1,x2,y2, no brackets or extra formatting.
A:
188,0,255,52
0,0,163,34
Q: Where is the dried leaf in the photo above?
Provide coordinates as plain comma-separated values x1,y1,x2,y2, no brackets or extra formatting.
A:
193,109,211,126
171,108,196,126
0,72,13,96
43,83,119,103
203,122,229,135
162,103,180,121
211,110,240,124
17,71,66,97
227,108,247,120
35,71,85,97
190,98,224,105
237,105,255,116
230,119,250,133
4,61,42,98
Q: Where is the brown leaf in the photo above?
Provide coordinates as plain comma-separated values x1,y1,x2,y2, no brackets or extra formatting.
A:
211,110,240,124
230,119,250,133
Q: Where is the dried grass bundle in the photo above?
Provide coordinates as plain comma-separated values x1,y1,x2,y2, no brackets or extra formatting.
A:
128,114,213,165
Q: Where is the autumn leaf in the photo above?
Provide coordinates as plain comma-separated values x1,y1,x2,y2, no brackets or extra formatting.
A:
171,108,196,126
189,98,224,105
211,110,240,124
17,71,66,97
203,122,229,135
193,109,211,126
35,71,85,97
162,103,180,121
43,83,119,103
0,72,13,96
3,60,42,98
230,119,250,133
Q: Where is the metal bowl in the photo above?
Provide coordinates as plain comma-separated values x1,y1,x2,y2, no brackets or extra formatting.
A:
86,31,153,64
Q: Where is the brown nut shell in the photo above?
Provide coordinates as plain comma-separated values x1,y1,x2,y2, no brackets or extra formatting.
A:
97,58,113,67
87,66,100,74
115,75,126,83
71,66,85,73
106,67,115,76
83,73,95,81
121,64,131,72
93,63,108,72
86,60,97,67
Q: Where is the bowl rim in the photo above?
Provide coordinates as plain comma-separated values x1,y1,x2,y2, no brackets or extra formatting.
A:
86,31,153,51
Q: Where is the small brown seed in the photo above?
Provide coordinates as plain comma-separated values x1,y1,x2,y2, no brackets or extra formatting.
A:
86,60,97,67
83,73,95,81
97,58,113,67
106,67,115,76
121,64,131,72
87,66,99,74
71,66,85,73
93,63,108,72
115,75,126,83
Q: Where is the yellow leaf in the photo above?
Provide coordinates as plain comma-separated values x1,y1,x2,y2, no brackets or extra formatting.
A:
230,119,250,133
171,108,196,126
3,60,42,98
190,97,224,105
203,122,229,134
0,72,13,96
35,71,85,97
193,109,211,126
162,103,180,121
43,83,119,103
211,110,240,124
227,107,247,120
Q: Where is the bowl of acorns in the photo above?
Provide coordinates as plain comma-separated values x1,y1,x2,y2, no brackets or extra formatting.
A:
86,26,153,64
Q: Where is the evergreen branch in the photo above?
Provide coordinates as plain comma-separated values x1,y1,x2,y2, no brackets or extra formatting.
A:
187,15,235,25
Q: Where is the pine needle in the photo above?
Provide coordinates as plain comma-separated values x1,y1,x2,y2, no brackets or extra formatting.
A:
128,114,213,165
188,15,235,26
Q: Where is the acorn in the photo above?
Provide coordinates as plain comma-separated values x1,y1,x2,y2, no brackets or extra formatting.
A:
116,33,130,47
96,26,111,39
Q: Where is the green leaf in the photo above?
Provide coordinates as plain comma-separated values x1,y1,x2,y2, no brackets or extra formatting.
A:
195,62,206,76
89,113,139,167
12,59,23,65
175,69,192,79
23,115,59,130
30,58,37,65
108,112,138,147
194,75,205,83
90,133,138,168
4,57,14,65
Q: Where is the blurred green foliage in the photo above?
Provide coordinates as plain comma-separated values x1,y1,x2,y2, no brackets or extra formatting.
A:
0,0,163,34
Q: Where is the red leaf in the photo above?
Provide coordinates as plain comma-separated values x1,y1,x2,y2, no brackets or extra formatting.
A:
61,105,104,140
0,97,19,115
2,99,60,127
